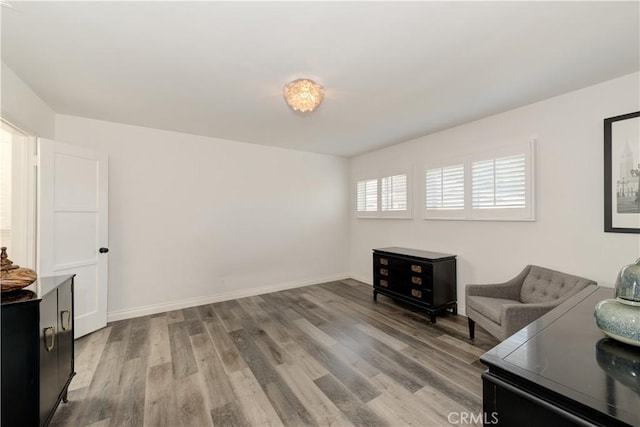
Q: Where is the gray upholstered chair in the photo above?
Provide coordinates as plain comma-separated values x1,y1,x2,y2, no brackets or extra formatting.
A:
466,265,596,341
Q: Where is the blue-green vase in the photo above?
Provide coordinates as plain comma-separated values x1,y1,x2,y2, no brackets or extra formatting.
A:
594,259,640,347
615,258,640,304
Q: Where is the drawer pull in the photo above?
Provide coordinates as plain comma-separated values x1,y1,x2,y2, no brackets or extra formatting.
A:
380,258,389,265
411,265,422,273
411,276,422,285
380,268,388,276
411,289,422,298
379,279,388,288
61,310,71,331
44,326,56,351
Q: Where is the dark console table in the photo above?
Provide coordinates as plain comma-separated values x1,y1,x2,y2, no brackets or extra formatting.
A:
481,286,640,427
372,247,457,323
1,275,75,427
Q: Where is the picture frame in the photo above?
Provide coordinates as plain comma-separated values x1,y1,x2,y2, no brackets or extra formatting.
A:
604,111,640,233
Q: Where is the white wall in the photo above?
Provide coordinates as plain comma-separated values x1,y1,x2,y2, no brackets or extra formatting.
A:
1,62,56,137
350,72,640,315
56,115,349,320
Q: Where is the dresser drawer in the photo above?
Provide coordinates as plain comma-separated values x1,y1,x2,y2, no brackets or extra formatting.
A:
374,254,421,272
408,287,433,305
374,255,433,280
373,276,409,295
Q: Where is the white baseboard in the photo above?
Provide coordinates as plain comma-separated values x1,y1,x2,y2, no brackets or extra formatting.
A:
107,273,350,322
349,273,372,286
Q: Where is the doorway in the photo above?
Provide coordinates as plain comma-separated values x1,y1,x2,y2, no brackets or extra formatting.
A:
0,119,36,269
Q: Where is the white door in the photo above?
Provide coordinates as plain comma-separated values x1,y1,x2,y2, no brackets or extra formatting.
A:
38,139,108,338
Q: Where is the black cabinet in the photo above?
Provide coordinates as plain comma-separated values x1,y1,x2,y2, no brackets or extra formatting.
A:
1,275,75,427
481,286,639,427
372,247,457,323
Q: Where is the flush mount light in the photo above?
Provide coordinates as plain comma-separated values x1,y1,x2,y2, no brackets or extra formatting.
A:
283,78,324,112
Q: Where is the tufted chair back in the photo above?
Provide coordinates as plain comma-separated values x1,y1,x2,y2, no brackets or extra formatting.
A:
520,265,595,304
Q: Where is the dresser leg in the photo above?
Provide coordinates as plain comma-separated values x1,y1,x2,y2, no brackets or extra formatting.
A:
430,313,437,323
373,291,377,302
451,304,458,315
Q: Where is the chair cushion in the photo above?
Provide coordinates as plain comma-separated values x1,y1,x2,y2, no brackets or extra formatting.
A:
467,296,521,325
521,266,586,304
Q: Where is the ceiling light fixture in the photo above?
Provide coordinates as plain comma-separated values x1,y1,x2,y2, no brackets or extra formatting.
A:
283,78,324,112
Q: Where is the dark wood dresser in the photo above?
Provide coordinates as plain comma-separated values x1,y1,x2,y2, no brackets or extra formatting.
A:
1,275,75,427
372,247,457,323
481,286,639,427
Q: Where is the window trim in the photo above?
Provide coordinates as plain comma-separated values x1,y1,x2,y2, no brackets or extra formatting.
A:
355,170,412,219
423,140,536,221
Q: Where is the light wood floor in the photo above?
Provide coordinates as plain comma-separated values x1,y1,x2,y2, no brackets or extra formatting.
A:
50,279,498,427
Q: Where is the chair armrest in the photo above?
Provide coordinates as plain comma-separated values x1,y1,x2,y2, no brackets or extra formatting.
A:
465,267,531,300
502,301,560,336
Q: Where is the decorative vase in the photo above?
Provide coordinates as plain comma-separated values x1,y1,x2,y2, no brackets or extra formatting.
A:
615,258,640,304
0,247,37,292
594,259,640,347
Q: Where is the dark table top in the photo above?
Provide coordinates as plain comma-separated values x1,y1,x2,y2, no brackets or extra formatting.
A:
1,275,74,306
481,286,640,426
373,247,456,261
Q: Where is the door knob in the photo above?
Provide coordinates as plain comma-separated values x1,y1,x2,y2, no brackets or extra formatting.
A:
99,247,109,253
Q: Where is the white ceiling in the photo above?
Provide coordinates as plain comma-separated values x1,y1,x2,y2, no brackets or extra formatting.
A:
2,2,639,157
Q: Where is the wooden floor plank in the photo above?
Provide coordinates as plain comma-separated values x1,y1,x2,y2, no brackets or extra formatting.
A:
166,309,185,324
109,357,146,427
367,373,443,426
74,341,127,426
175,373,213,427
313,374,388,427
354,323,409,352
49,386,88,427
227,368,284,427
70,326,111,391
203,316,248,373
293,317,337,347
275,364,353,427
263,379,318,427
216,300,244,332
143,362,179,427
210,401,249,427
169,321,199,378
147,315,171,367
190,332,237,411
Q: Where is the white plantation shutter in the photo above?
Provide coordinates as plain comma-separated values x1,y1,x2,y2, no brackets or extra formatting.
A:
426,165,464,210
472,159,495,208
425,140,535,221
472,155,526,209
425,169,442,209
356,179,378,212
495,155,526,207
381,174,407,211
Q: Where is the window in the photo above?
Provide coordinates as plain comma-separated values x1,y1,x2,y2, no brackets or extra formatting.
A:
426,165,464,210
356,179,378,212
0,120,36,268
381,174,407,211
424,140,535,221
356,172,411,218
472,155,525,209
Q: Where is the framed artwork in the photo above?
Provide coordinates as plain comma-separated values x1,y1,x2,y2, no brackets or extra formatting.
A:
604,111,640,233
